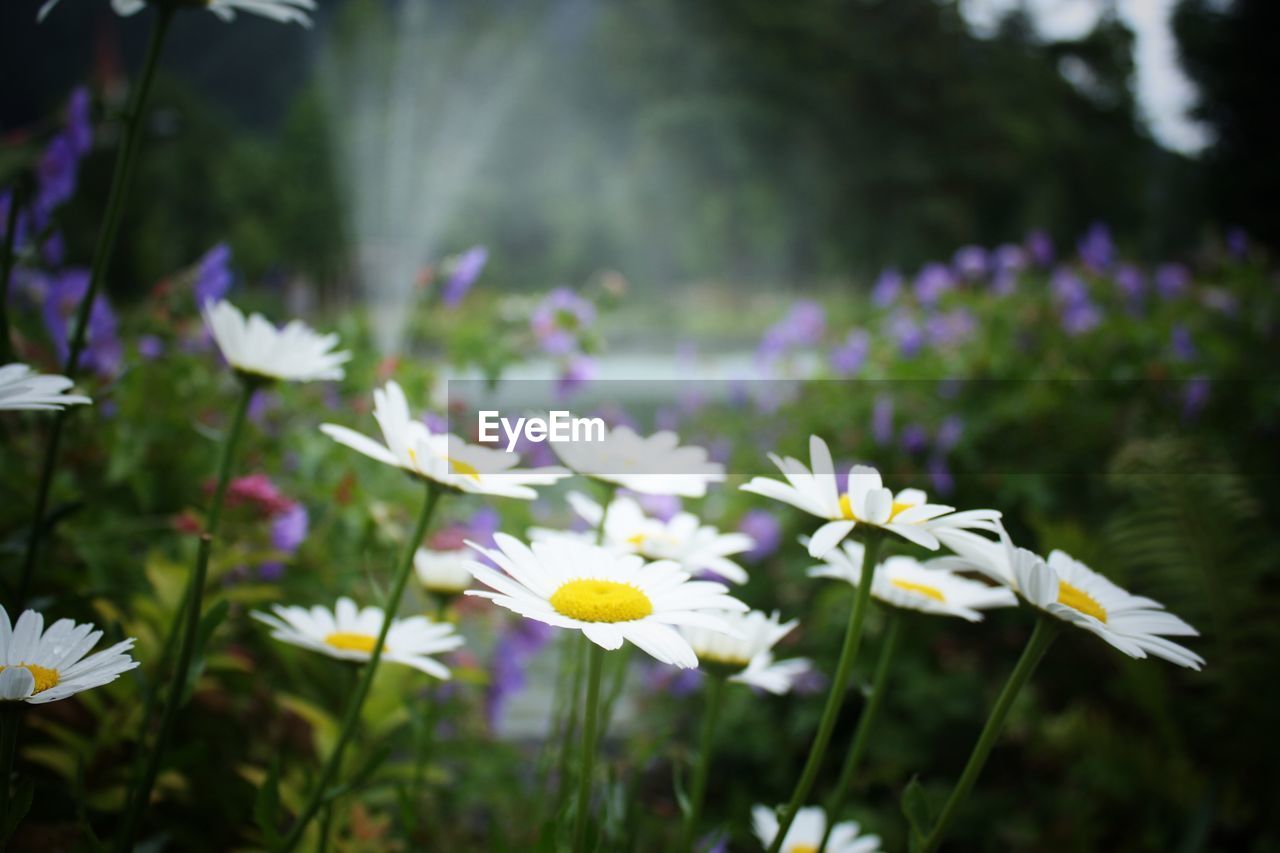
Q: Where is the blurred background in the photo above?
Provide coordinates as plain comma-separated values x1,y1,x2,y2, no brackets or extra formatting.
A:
2,0,1279,850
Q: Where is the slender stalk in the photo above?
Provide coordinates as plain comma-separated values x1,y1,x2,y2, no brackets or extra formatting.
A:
0,180,26,364
278,482,444,852
553,480,619,816
572,642,605,853
819,608,903,852
681,673,727,851
767,533,883,853
116,377,256,852
920,615,1059,853
16,5,173,610
0,705,20,840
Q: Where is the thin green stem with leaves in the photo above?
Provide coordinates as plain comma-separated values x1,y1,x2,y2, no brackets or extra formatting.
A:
920,615,1059,853
767,533,883,853
572,642,605,853
16,4,174,609
116,376,257,852
819,607,903,852
278,482,444,852
681,673,727,851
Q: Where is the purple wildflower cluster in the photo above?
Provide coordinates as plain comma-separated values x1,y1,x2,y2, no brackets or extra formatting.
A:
440,245,488,308
220,473,310,581
756,299,826,369
530,286,598,397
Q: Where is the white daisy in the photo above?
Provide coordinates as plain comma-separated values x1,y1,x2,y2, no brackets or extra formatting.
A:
937,525,1205,669
680,609,812,694
203,299,349,383
464,533,748,669
414,546,474,596
0,607,138,704
252,597,463,679
41,0,316,25
0,363,91,412
551,424,725,497
556,491,754,583
807,540,1017,622
752,804,882,853
320,381,570,499
741,435,1000,557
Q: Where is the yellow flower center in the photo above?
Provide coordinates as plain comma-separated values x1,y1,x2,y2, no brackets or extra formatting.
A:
324,632,382,653
447,456,481,481
838,495,914,522
0,663,60,694
789,846,819,853
890,579,946,602
625,533,646,548
1057,581,1107,622
550,579,654,623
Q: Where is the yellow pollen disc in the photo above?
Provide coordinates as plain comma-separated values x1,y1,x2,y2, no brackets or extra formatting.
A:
789,846,819,853
0,663,60,694
1057,581,1107,622
550,579,654,623
838,495,915,522
625,533,646,548
891,579,946,602
324,632,381,653
447,456,481,481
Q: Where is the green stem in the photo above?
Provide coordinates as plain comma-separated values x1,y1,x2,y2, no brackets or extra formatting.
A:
572,642,605,853
0,705,21,842
819,608,903,852
0,179,27,365
920,615,1059,853
767,533,883,853
116,377,256,852
15,4,173,610
681,673,726,852
278,482,444,852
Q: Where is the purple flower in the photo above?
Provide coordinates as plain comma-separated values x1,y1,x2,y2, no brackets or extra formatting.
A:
271,503,309,554
532,287,595,352
1226,227,1248,260
137,334,164,360
928,454,954,496
1154,263,1191,300
511,428,558,467
936,415,964,451
872,394,894,445
467,506,501,546
738,510,781,561
924,309,975,348
900,423,929,455
1025,229,1054,267
1169,324,1196,362
630,491,682,522
422,411,449,434
871,268,902,308
952,245,988,280
757,300,826,364
1182,377,1210,419
248,388,278,425
556,356,596,398
487,618,554,731
195,243,233,307
829,329,869,376
890,312,924,358
993,243,1027,274
37,133,78,213
42,270,121,377
1077,222,1113,272
66,87,92,156
1113,264,1145,303
258,562,286,582
913,263,954,306
990,270,1017,297
1060,299,1102,336
441,245,488,307
1051,267,1088,305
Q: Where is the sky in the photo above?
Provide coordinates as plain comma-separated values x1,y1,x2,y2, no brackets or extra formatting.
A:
961,0,1211,154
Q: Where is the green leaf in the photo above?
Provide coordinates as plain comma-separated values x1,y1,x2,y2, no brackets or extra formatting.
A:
1,779,34,842
901,775,933,848
671,761,690,818
181,599,229,705
254,757,281,849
